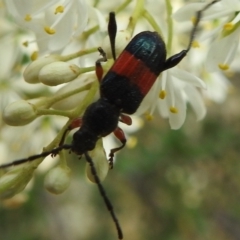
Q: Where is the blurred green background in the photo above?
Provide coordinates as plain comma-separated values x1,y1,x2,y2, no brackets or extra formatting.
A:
1,87,240,240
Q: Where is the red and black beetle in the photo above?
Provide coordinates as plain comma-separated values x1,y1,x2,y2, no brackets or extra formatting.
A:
0,1,219,239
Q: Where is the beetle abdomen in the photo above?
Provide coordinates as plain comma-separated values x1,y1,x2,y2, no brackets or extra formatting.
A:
101,31,166,114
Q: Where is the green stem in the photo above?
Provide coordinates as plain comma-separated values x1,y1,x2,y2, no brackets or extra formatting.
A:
36,109,72,117
143,10,163,36
60,47,98,62
36,83,91,109
68,79,99,118
115,0,132,14
126,0,145,35
165,0,173,54
93,0,100,7
83,0,132,40
82,26,99,40
78,66,95,75
59,151,68,168
222,21,240,37
43,119,73,151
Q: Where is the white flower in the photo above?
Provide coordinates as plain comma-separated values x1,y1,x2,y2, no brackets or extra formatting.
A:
0,117,65,165
0,0,226,200
174,0,240,72
5,0,89,52
137,68,206,130
203,71,231,103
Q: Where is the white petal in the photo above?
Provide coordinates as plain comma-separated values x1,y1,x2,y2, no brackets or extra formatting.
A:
0,36,18,77
89,7,107,32
173,1,233,22
167,84,186,130
157,98,169,118
173,3,205,22
157,73,187,129
48,6,74,51
206,29,239,72
135,79,159,116
170,68,206,89
73,0,89,36
185,85,206,121
204,72,230,103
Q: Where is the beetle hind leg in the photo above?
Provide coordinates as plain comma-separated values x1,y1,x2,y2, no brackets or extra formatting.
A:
108,127,126,169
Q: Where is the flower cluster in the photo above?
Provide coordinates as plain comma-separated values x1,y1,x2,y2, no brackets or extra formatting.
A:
0,0,237,201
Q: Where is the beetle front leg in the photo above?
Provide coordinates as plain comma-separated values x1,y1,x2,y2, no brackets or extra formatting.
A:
51,117,83,157
95,47,107,82
119,113,132,126
108,127,127,169
58,117,83,147
51,118,82,157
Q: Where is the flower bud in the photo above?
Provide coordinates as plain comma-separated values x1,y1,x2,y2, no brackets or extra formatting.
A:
86,140,109,183
0,168,34,199
102,30,131,58
3,100,37,126
52,75,95,110
23,55,60,84
44,166,71,194
39,61,81,86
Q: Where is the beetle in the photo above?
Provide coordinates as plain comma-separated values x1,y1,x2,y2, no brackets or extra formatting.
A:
0,1,219,239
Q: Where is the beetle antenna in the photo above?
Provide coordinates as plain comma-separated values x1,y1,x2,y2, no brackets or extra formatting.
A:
108,12,117,61
84,152,123,239
186,0,220,52
0,144,72,169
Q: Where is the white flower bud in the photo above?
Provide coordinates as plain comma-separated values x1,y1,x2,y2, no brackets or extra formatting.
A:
39,61,81,86
44,166,71,194
102,30,131,59
86,140,109,183
3,100,37,126
52,75,95,110
23,55,60,84
0,168,34,199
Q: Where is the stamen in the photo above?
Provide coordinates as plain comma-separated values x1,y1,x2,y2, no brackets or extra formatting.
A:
22,41,28,47
126,136,138,149
31,51,38,61
170,106,178,114
145,113,153,121
44,26,56,35
192,40,200,48
218,63,229,71
55,6,64,14
191,16,197,26
24,14,32,22
159,90,166,99
224,22,234,31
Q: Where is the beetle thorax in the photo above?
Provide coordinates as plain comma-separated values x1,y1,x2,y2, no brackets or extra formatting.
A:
71,98,121,155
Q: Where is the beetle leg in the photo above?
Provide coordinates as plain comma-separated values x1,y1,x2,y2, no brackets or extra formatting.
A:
119,114,132,126
52,117,83,157
96,47,107,82
60,117,82,145
108,127,126,169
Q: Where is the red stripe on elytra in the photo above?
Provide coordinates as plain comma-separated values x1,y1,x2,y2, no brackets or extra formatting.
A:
110,50,157,95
